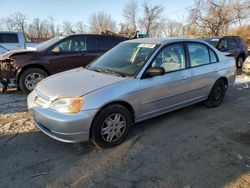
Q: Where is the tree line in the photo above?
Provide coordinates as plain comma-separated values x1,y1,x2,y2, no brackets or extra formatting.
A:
0,0,250,41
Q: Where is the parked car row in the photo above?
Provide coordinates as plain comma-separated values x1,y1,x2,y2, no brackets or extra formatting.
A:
27,38,236,148
0,33,242,147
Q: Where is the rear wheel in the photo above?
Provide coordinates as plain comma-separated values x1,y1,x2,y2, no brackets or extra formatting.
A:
91,104,132,148
204,79,226,108
19,68,47,94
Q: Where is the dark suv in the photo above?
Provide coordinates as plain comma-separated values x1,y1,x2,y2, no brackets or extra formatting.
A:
0,34,127,93
202,36,248,68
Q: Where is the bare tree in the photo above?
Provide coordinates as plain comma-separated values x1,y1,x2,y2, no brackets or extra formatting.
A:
139,1,164,36
0,18,5,31
62,21,75,34
161,19,183,37
123,0,138,32
89,12,117,34
48,16,56,37
9,12,27,33
188,0,250,36
75,21,87,34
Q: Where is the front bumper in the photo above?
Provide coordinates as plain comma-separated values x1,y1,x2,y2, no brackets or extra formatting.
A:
0,59,17,89
28,91,98,143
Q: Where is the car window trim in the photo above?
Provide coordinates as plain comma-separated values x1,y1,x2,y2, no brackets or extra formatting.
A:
185,41,219,69
48,35,87,54
141,42,188,78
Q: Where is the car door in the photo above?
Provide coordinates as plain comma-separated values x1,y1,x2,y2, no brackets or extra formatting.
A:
186,42,219,102
140,43,191,119
48,35,94,73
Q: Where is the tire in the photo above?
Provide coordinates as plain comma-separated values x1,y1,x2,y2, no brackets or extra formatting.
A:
204,79,226,108
236,56,244,68
91,104,132,148
19,68,48,94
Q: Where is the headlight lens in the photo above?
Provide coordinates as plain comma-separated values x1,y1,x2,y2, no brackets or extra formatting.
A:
49,97,84,114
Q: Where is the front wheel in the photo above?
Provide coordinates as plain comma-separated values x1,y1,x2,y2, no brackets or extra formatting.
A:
204,79,226,108
19,68,47,94
91,104,132,148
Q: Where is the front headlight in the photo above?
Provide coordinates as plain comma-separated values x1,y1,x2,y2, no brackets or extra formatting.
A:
49,97,84,114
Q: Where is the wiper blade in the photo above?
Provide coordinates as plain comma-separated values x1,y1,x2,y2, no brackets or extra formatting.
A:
85,66,126,77
102,69,126,77
85,66,101,73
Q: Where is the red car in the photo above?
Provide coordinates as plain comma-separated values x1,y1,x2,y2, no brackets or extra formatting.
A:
0,34,127,93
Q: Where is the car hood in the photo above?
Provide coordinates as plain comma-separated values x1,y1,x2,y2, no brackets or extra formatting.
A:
35,68,128,100
0,48,37,60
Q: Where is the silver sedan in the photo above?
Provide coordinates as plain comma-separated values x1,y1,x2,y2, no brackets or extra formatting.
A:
28,38,236,148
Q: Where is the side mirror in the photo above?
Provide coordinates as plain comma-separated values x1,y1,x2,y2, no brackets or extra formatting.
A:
51,46,60,54
144,67,165,78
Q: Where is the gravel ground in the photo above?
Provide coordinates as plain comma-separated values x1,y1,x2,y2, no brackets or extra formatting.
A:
1,72,250,188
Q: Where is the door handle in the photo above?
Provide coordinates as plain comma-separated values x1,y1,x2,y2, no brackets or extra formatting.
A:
213,68,218,71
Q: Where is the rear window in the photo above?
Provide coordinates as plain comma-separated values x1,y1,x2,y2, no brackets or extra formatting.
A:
87,36,110,51
111,37,127,46
87,36,126,51
0,34,18,43
203,38,219,47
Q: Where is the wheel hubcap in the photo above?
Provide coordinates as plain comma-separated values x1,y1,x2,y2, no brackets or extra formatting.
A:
24,73,44,91
214,86,222,100
101,113,126,143
238,58,243,67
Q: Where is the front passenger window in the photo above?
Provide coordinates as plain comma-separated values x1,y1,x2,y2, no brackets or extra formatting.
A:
152,44,185,73
55,37,86,53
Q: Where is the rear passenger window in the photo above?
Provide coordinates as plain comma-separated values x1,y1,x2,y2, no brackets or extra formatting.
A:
87,36,113,51
228,38,237,48
187,43,210,67
0,34,18,43
209,49,218,63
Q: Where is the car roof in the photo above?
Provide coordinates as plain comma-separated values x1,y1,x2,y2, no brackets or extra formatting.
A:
65,34,128,39
123,37,209,45
0,31,23,35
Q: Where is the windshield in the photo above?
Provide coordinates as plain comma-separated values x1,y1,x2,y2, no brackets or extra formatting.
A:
88,42,159,77
35,37,64,51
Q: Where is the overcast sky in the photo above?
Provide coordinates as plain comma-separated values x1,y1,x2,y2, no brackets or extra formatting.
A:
0,0,194,25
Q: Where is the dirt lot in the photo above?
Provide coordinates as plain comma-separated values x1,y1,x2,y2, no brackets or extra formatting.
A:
1,72,250,188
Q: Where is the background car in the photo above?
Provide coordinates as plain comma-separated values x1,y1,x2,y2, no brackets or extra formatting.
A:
0,32,38,54
28,38,236,148
0,34,127,93
202,36,248,68
242,56,250,74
